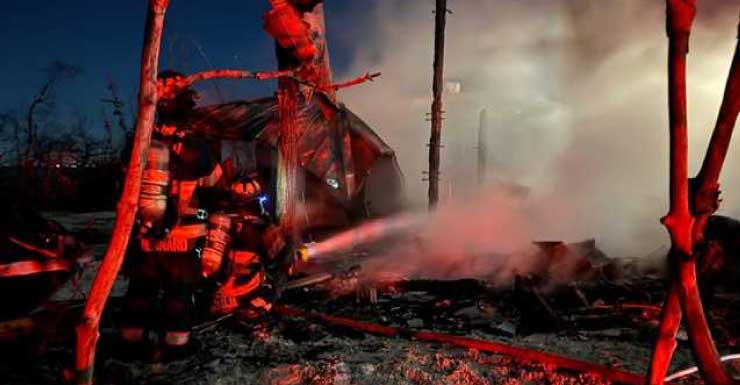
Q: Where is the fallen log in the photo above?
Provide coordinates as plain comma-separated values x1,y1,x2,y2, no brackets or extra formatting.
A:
273,305,646,385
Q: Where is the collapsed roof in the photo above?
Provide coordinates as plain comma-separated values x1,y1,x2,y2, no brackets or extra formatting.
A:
185,95,405,224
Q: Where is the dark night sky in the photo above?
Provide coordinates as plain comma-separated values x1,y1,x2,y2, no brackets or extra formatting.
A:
0,1,371,138
6,0,740,255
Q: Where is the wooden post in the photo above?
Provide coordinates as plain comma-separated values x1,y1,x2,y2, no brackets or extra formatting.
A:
74,1,169,383
477,108,488,185
428,0,447,209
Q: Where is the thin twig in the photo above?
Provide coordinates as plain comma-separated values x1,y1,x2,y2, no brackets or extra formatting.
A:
321,72,381,91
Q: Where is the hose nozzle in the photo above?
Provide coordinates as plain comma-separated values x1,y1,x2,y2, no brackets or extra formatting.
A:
296,245,311,263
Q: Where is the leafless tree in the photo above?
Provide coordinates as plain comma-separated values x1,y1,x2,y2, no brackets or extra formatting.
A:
25,61,82,161
101,77,133,141
0,111,22,166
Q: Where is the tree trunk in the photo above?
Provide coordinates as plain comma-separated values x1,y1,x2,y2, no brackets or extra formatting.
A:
646,281,682,385
271,0,334,240
677,16,740,385
74,1,169,383
647,2,695,383
648,2,740,384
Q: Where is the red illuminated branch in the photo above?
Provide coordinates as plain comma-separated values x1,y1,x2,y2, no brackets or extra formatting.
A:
675,258,735,385
692,30,740,233
8,237,60,259
155,67,376,103
647,1,695,384
157,69,295,100
283,70,381,100
647,285,683,385
321,72,381,91
182,69,377,93
648,3,740,385
676,18,740,385
186,69,291,83
274,305,645,385
74,0,170,384
660,0,695,260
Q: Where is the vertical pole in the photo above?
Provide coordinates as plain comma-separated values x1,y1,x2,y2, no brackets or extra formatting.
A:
428,0,447,209
271,0,333,240
277,79,301,241
477,108,487,185
75,1,169,383
647,2,695,384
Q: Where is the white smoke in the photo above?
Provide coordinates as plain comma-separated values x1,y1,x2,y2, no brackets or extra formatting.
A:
336,0,740,258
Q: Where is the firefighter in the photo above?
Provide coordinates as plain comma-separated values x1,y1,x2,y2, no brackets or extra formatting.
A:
119,70,223,357
205,174,289,325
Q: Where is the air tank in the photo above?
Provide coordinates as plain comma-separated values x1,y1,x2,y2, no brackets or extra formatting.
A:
138,140,170,233
201,213,232,278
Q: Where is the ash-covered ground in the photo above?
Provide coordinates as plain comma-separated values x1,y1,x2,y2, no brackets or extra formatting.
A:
6,277,740,385
1,212,738,385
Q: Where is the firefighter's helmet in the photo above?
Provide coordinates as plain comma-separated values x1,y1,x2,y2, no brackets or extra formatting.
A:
231,177,262,203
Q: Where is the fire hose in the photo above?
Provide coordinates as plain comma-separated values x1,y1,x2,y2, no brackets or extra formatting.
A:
665,354,740,382
273,304,646,385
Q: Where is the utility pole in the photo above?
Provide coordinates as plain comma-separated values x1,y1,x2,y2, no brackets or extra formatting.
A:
477,108,488,185
427,0,448,209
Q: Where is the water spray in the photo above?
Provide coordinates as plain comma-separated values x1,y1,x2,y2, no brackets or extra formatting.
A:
296,213,426,264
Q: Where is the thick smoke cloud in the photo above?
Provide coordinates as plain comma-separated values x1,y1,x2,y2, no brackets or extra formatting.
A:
337,0,740,258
